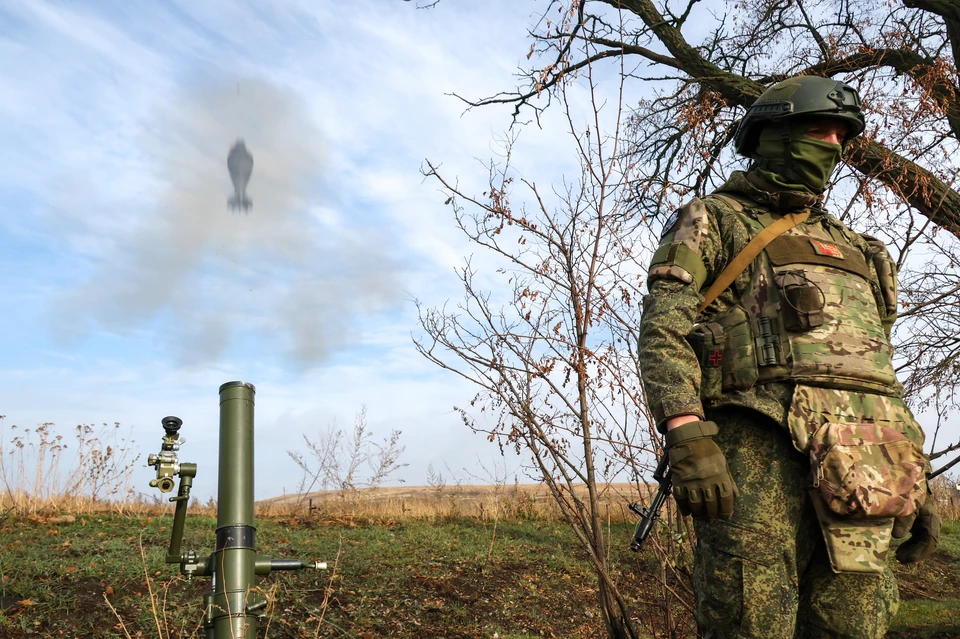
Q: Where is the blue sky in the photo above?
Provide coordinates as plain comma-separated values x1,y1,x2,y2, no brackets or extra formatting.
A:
0,0,586,500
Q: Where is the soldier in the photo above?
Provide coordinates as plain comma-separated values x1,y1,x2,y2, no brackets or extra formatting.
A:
637,75,942,638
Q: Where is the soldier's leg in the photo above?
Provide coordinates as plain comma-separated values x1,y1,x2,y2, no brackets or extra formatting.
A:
793,537,899,639
694,408,808,638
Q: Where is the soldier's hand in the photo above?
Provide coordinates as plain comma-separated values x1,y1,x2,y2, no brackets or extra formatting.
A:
894,499,941,564
665,420,737,520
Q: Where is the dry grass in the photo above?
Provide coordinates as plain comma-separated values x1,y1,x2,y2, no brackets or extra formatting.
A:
266,473,960,523
8,476,959,524
0,482,656,524
3,410,956,525
0,417,140,515
932,474,960,520
257,481,660,522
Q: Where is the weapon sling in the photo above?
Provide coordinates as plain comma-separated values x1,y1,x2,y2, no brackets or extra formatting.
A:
697,195,810,314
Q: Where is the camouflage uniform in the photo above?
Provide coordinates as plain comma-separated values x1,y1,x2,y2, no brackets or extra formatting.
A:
637,171,921,638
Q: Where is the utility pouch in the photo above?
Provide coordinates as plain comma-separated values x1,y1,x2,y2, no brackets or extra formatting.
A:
717,306,758,392
809,420,927,519
809,491,894,574
775,270,825,332
687,322,725,403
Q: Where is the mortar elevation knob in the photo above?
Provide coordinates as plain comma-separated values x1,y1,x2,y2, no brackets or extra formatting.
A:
162,416,183,435
150,476,176,493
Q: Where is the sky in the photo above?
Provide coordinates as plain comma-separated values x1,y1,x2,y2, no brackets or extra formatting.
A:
0,0,600,501
1,1,956,504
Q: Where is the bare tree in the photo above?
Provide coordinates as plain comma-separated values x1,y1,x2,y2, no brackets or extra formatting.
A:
288,406,407,505
416,35,698,635
456,0,960,472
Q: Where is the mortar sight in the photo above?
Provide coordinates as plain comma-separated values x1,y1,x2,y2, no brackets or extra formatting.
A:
148,416,185,494
162,416,183,435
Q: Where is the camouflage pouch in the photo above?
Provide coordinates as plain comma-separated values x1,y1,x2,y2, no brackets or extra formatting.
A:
686,321,725,403
809,420,927,518
717,305,758,392
809,490,895,574
788,385,929,574
774,269,825,332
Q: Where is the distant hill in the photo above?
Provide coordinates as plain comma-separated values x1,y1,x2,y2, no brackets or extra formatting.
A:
258,482,656,520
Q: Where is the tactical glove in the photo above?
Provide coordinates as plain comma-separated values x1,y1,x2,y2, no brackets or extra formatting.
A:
665,420,737,520
893,499,941,564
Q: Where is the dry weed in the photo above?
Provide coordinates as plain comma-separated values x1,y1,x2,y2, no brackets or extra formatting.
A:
0,417,140,515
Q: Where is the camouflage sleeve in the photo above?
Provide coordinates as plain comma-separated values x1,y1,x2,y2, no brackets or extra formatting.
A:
638,199,725,431
860,234,898,340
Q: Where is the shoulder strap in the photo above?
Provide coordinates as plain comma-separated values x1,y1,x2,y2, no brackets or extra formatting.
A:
697,210,811,313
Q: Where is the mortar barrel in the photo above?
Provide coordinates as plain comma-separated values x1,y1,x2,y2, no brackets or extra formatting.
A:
212,381,258,639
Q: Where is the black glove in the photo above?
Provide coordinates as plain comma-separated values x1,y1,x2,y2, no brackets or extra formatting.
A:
893,499,941,564
665,420,737,520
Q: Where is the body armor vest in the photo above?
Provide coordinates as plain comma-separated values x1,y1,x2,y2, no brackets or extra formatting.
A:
683,192,925,577
690,197,900,402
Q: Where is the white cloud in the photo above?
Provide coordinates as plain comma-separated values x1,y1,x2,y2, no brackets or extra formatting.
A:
0,0,562,499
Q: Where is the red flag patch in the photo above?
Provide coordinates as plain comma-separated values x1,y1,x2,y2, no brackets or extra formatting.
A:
810,239,843,258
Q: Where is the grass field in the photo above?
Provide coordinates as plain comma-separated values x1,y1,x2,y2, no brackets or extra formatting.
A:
1,499,958,639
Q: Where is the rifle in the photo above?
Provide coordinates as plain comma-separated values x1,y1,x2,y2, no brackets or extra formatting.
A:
628,452,672,552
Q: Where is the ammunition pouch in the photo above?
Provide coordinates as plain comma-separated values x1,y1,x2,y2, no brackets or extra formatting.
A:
721,306,759,392
862,234,899,338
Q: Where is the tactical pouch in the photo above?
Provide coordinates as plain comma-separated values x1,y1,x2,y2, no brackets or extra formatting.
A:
809,420,927,519
791,389,930,574
862,235,898,339
717,306,758,392
687,322,725,403
809,491,894,574
775,270,825,332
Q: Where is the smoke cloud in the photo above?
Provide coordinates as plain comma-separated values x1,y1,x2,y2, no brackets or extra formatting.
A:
54,77,401,367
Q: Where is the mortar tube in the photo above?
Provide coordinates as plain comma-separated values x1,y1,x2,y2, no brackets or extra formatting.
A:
211,381,258,639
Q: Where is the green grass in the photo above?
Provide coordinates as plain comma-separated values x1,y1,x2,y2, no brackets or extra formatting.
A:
935,520,960,557
1,514,671,638
0,513,956,638
888,599,960,638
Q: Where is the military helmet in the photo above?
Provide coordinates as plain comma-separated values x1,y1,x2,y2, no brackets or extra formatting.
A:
733,76,865,156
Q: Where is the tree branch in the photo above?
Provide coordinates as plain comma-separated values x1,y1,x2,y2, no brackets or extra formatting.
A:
846,138,960,237
903,0,960,70
930,438,960,460
594,0,960,238
930,450,960,478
